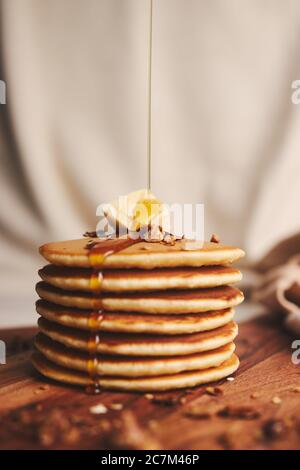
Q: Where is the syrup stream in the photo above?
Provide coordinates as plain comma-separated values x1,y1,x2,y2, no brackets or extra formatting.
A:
147,0,153,191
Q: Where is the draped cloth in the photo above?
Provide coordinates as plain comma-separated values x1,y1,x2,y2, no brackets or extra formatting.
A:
1,0,300,326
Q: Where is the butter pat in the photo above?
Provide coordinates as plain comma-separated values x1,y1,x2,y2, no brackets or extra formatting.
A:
97,189,167,238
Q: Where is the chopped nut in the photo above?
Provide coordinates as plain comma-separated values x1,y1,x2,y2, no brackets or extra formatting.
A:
38,409,79,448
217,423,243,450
148,419,158,429
218,431,235,449
185,406,213,420
205,386,223,396
140,225,164,242
163,233,177,246
283,416,295,429
210,233,220,243
144,393,154,400
34,384,50,394
83,231,97,238
182,240,204,251
271,396,282,405
89,403,108,415
63,426,80,445
99,419,113,432
261,419,287,441
148,394,181,406
85,240,98,250
250,392,260,399
38,385,50,391
1,404,123,449
218,405,261,420
109,403,123,411
18,410,34,425
102,411,162,450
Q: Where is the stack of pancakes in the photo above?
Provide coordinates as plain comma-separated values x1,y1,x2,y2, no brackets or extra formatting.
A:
33,238,245,392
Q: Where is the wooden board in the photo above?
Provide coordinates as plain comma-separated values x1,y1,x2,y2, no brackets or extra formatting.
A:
0,316,300,450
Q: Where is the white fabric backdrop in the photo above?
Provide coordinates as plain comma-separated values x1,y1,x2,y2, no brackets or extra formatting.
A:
1,0,300,326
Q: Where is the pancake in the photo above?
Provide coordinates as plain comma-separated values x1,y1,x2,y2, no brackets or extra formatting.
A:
35,233,244,392
39,238,245,269
36,282,244,314
38,317,238,356
36,300,235,335
32,351,239,391
38,264,242,293
35,333,236,377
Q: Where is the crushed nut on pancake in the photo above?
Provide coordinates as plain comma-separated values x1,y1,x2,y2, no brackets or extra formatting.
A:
210,233,220,243
83,231,98,238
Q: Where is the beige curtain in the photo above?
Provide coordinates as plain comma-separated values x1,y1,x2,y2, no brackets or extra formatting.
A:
1,0,300,326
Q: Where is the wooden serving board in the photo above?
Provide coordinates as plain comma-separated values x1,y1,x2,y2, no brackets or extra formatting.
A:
0,317,300,450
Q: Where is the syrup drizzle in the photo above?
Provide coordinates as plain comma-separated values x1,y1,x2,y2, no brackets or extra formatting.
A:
86,238,140,394
88,237,140,267
86,310,104,395
90,269,103,292
89,270,103,391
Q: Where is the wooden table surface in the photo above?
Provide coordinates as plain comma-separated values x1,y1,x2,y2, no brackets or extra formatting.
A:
0,316,300,450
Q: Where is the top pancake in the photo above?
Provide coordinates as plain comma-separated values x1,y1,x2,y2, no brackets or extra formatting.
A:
39,238,245,269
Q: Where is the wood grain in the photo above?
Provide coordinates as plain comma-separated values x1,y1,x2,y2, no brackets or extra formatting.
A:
0,317,300,450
